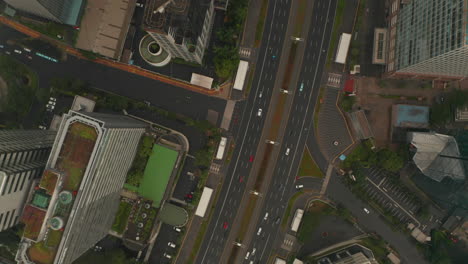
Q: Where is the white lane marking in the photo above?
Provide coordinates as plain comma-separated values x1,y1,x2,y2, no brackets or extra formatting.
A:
281,0,333,200
199,2,282,261
259,233,271,261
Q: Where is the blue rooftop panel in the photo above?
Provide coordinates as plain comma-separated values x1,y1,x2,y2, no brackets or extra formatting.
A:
396,105,429,126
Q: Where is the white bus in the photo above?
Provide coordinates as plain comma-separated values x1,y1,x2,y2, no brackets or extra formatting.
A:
195,187,213,217
233,60,249,91
215,137,227,160
335,33,351,64
290,209,304,232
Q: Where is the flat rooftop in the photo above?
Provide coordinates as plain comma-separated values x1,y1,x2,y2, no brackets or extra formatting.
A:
393,104,429,128
21,121,99,264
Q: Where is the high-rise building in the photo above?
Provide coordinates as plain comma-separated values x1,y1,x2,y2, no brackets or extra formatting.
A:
0,130,57,232
386,0,468,80
142,0,215,64
16,111,147,264
4,0,84,26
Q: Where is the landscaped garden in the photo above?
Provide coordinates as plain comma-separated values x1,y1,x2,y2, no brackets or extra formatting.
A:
57,122,97,191
111,201,133,234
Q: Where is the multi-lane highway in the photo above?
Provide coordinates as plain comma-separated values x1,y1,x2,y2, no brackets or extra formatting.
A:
243,0,336,262
195,0,294,263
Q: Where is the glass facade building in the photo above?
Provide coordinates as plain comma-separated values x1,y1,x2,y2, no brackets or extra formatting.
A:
0,130,56,231
387,0,468,79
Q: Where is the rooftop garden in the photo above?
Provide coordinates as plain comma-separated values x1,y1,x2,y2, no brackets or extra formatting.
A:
56,122,97,191
27,241,56,264
111,201,133,234
21,205,46,241
39,171,58,195
125,135,154,187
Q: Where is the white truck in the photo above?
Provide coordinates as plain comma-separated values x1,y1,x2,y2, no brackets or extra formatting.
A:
290,209,304,232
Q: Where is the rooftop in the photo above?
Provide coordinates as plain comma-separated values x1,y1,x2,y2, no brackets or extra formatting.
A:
393,104,429,128
20,120,99,263
143,0,210,45
409,132,466,182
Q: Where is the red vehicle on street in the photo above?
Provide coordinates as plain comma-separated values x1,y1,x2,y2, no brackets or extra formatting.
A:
223,222,229,229
249,155,255,162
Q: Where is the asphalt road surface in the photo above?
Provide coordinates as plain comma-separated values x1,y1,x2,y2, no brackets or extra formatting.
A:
0,25,226,124
194,0,294,263
326,173,428,264
243,0,336,262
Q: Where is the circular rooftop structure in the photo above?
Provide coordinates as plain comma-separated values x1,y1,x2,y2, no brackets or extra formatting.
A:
49,216,64,230
139,35,171,67
58,191,73,204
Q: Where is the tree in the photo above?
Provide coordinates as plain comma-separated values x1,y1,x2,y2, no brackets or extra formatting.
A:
377,149,403,172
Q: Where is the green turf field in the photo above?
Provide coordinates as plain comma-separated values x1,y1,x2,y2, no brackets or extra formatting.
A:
138,144,178,207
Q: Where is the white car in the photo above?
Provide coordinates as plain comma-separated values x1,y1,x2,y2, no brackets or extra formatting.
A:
259,91,263,98
49,97,57,101
263,212,269,221
251,248,256,256
173,227,182,232
257,227,262,236
245,252,250,260
14,49,22,54
285,148,290,155
364,208,370,214
136,3,144,7
168,242,176,248
257,108,263,117
296,185,304,190
163,253,172,259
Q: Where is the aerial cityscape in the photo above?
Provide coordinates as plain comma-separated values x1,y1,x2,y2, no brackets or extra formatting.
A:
0,0,467,264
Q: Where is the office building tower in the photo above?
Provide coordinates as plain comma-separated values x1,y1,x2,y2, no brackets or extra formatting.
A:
0,130,56,232
16,111,147,264
387,0,468,79
143,0,215,64
4,0,84,26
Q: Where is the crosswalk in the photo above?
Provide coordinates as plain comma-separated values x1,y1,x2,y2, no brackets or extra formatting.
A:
210,163,221,174
327,73,342,88
239,47,251,58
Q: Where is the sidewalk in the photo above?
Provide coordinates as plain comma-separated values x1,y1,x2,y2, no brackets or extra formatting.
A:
0,16,221,96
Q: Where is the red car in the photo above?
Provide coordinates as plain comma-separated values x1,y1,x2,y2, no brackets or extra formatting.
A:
223,222,228,229
249,155,255,162
238,176,244,183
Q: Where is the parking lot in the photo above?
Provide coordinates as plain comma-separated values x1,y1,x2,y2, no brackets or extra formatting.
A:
149,223,183,264
362,167,421,226
361,167,447,234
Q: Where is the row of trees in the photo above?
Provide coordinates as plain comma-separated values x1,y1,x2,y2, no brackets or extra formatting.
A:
0,55,39,123
342,141,405,173
213,0,249,79
125,135,154,187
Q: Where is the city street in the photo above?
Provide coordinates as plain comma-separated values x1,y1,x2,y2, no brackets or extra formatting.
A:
326,173,428,264
242,0,336,262
194,0,296,262
0,25,226,124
